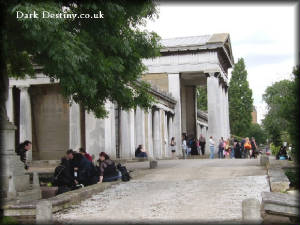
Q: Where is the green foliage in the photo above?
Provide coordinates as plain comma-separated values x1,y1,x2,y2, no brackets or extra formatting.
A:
0,216,18,225
262,67,299,163
245,123,267,146
285,168,299,189
3,1,161,118
196,86,207,111
270,143,280,156
228,58,253,137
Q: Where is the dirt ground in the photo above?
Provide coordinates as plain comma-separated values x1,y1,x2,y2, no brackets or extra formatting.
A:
54,158,270,224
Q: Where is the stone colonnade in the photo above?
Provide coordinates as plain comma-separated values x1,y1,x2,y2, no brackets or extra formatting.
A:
6,84,176,160
119,106,175,160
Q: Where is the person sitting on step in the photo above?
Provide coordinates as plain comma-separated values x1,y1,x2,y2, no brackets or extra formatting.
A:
135,144,148,158
97,152,120,183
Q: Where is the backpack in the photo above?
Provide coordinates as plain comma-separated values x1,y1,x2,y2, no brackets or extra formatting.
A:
117,163,131,182
52,165,65,186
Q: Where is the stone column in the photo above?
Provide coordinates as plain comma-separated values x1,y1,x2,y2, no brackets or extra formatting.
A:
152,108,161,159
147,110,154,158
129,109,135,158
135,106,145,148
168,73,182,154
163,111,168,158
69,102,81,150
104,101,113,157
220,84,226,139
5,87,14,123
207,73,221,142
110,102,116,159
19,85,32,162
225,87,230,138
120,110,131,159
167,115,172,158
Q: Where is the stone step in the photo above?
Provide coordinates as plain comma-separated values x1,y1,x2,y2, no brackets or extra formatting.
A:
17,187,42,203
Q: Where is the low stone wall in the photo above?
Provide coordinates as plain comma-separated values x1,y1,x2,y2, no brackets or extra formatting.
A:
3,181,120,220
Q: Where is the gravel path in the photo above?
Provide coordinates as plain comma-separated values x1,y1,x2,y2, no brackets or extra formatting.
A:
54,158,270,224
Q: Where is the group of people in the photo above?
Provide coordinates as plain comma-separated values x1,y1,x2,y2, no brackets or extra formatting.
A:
181,134,207,157
53,149,120,195
208,136,259,159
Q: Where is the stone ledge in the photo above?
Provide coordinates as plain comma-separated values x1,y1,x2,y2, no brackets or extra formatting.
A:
2,181,120,217
262,192,299,219
267,168,290,192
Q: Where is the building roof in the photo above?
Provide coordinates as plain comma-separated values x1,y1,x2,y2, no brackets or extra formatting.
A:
160,33,234,66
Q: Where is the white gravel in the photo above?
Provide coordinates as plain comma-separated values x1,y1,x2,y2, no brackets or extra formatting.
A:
54,158,270,224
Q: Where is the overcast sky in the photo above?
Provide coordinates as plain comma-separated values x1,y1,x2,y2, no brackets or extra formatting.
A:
145,2,297,123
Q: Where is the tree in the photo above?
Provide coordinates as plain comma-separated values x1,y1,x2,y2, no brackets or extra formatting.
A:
262,67,299,161
1,1,161,121
197,86,207,111
245,123,267,146
228,58,253,137
262,79,292,146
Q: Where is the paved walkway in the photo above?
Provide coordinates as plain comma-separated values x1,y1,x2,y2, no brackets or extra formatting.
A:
54,158,270,224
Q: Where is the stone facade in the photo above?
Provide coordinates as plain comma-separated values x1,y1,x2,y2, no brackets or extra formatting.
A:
5,33,233,160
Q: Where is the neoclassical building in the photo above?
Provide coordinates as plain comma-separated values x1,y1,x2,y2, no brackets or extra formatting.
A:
6,33,234,161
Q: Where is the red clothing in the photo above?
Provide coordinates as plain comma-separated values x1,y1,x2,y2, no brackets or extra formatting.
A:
84,153,93,162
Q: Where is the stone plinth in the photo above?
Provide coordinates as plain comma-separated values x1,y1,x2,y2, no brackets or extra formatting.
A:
242,198,262,224
260,155,269,167
150,160,157,169
0,120,30,197
36,200,52,224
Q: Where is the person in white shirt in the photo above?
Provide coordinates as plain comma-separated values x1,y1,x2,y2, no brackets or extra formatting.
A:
209,136,215,159
182,134,187,159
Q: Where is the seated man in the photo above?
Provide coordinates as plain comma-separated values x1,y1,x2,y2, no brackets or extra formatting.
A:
53,157,77,195
135,145,147,158
73,152,99,186
79,147,93,162
276,146,287,160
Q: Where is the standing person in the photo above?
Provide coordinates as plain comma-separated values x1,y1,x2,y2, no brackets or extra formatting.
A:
240,138,246,158
199,134,206,155
250,137,258,159
209,136,215,159
170,137,176,159
244,137,252,158
234,140,242,158
16,140,32,170
79,147,93,162
196,138,200,155
97,152,120,183
229,138,235,159
187,135,192,156
182,134,187,159
190,137,199,155
218,137,224,159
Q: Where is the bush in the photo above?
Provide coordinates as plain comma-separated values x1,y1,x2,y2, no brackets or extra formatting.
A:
0,216,18,225
285,169,299,189
270,143,280,156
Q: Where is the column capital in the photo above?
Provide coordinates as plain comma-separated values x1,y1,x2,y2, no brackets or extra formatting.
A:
18,85,30,91
205,72,221,78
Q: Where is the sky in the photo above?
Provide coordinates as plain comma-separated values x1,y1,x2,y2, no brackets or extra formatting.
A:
144,2,298,123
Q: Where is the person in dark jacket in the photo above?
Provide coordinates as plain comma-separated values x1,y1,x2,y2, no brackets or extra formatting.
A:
135,145,147,158
234,140,242,158
54,157,77,195
72,152,98,186
190,137,199,155
79,147,93,162
97,152,120,183
16,140,32,170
